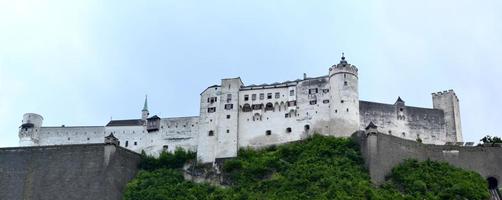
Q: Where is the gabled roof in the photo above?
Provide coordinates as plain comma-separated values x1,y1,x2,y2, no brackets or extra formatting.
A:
105,133,117,139
365,121,378,130
396,96,404,103
147,115,160,120
106,119,144,127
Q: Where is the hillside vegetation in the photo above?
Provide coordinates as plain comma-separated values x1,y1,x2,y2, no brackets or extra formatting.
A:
124,134,489,200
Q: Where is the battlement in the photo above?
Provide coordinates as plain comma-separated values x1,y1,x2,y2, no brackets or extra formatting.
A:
431,89,458,100
329,54,358,77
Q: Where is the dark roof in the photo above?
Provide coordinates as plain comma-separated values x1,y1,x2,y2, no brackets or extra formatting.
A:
396,96,405,103
105,133,117,139
106,119,144,127
365,121,378,130
147,115,160,120
240,75,328,90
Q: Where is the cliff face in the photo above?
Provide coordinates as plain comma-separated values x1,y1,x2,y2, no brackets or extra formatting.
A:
0,144,141,200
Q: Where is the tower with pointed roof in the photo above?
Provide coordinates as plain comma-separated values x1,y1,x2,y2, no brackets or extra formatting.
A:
329,53,360,136
142,95,149,121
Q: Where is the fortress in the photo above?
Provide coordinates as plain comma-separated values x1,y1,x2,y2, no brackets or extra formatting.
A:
18,54,463,163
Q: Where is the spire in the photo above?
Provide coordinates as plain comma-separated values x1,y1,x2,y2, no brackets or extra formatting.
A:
395,96,405,105
142,95,148,112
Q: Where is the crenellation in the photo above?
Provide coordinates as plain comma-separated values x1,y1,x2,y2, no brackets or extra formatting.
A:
18,54,463,163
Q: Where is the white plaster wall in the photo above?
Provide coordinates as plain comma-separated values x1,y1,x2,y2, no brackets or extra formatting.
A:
329,66,360,137
197,86,220,163
38,126,106,146
215,78,242,159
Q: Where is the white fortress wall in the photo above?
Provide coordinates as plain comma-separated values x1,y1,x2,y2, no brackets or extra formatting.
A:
38,126,105,146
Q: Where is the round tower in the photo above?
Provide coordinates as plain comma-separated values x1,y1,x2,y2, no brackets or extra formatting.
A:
18,113,43,146
329,53,360,137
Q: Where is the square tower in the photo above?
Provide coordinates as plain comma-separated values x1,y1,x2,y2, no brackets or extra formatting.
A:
432,90,463,142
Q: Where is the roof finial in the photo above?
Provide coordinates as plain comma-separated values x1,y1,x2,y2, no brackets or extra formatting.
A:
142,95,148,111
340,52,348,64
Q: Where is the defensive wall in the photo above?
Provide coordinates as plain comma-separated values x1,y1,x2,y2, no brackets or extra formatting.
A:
356,132,502,186
0,143,141,200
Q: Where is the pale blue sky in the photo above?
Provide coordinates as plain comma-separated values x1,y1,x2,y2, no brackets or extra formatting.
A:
1,0,501,147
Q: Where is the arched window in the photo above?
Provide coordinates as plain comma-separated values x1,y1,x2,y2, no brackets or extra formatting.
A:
208,130,214,136
286,127,292,133
265,103,274,111
304,125,310,132
253,113,262,121
242,104,252,112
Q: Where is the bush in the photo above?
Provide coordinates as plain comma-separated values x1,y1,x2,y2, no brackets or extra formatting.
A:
139,148,196,171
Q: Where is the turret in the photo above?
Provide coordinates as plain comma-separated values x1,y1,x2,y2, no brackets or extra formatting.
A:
142,95,149,121
18,113,43,146
432,90,463,142
329,53,360,136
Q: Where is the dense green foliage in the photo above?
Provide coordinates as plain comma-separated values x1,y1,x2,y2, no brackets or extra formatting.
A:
124,135,489,200
138,148,196,171
480,135,502,146
385,160,489,200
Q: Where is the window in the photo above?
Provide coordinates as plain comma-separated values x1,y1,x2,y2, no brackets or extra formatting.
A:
290,90,295,96
399,108,404,112
208,130,214,136
244,95,249,101
226,115,231,119
209,97,217,103
341,100,344,103
286,127,292,133
346,108,349,112
252,94,257,100
163,145,168,151
87,138,90,141
344,81,348,86
266,130,272,136
252,104,264,110
242,104,252,112
207,107,216,113
287,100,297,107
265,103,274,111
335,109,338,113
309,100,317,105
227,129,230,133
259,93,265,100
225,104,234,110
227,94,232,102
323,89,330,93
134,141,137,145
323,100,330,104
125,141,129,147
267,93,272,99
275,92,280,99
308,88,318,94
285,113,289,118
304,125,310,131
